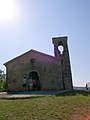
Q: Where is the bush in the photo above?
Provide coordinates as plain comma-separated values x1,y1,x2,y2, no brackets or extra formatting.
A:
0,77,6,91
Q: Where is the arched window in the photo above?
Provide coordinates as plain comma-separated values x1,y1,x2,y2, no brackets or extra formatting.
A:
58,45,64,54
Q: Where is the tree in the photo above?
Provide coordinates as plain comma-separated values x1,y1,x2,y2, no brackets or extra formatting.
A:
0,69,6,91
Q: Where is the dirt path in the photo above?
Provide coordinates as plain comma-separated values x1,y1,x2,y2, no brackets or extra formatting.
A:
81,115,90,120
0,90,66,98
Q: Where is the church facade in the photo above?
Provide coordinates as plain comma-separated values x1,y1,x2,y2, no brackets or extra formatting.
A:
4,37,73,92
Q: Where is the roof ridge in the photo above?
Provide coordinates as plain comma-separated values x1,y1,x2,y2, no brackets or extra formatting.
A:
4,49,55,65
31,49,54,58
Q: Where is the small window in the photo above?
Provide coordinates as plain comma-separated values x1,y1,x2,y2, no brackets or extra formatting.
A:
30,58,36,64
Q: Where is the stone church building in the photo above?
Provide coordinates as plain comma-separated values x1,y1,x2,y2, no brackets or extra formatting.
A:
4,37,73,92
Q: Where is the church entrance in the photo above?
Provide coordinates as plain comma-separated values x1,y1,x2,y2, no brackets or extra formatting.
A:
28,71,41,91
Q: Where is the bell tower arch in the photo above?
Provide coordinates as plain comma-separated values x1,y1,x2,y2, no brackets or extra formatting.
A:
52,36,73,90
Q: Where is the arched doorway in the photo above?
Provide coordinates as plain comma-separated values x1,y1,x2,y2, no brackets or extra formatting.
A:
28,71,41,91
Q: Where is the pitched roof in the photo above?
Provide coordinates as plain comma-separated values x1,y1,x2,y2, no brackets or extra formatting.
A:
4,49,56,66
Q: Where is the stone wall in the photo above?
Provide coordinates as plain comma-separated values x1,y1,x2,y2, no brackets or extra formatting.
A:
5,50,63,92
5,37,73,92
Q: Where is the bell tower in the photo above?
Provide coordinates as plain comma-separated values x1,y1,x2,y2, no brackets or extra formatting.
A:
52,36,73,90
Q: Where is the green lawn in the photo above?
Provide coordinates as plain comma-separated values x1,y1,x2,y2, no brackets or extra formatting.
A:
0,90,90,120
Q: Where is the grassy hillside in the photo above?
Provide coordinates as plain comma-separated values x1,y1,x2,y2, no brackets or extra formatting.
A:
0,90,90,120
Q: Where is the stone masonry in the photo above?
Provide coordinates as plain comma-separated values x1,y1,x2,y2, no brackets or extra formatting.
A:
4,36,73,92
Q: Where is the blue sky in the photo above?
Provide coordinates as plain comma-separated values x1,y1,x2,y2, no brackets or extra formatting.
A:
0,0,90,86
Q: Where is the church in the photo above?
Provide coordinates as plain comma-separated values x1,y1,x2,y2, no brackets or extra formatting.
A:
4,36,73,92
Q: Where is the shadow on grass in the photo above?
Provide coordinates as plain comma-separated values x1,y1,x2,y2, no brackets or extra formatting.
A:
56,90,90,97
0,95,45,100
0,90,89,100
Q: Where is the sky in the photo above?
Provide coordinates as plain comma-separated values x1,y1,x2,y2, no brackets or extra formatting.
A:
0,0,90,87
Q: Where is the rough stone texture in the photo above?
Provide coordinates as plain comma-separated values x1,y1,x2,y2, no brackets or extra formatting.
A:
4,37,73,92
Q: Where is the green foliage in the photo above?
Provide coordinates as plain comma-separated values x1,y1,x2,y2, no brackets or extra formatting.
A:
56,90,90,96
0,74,6,91
0,80,6,91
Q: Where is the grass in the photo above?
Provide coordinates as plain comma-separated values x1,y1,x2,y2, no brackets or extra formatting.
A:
0,90,90,120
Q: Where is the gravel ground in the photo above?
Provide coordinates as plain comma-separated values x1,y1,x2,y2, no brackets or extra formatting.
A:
0,90,68,98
